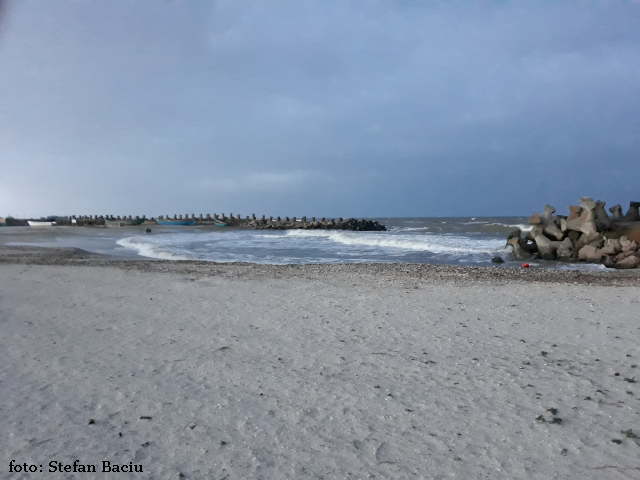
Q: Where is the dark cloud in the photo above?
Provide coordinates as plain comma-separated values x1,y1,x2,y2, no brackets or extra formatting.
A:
1,1,639,217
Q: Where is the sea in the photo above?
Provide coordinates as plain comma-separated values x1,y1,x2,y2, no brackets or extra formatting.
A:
8,217,606,270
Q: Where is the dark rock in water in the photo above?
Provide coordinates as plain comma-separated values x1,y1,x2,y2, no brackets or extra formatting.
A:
491,256,505,264
540,253,556,261
146,228,152,233
602,256,616,269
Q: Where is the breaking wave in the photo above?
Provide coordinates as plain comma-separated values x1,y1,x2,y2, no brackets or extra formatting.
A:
284,230,504,255
117,237,189,260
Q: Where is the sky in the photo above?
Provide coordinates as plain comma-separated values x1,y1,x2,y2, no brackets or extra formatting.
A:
0,0,639,218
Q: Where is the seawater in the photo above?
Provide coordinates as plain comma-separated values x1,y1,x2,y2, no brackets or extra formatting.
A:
115,217,536,267
7,217,607,270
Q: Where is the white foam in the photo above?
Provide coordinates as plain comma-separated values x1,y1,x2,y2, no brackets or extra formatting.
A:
500,223,533,232
117,237,189,260
284,230,502,255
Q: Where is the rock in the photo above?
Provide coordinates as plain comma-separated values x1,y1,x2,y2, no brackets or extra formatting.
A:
528,213,541,224
560,218,568,232
578,245,602,262
566,197,598,237
621,239,638,253
615,255,639,269
613,251,635,262
506,230,535,259
609,205,625,222
600,238,622,256
556,237,574,260
567,205,582,221
567,231,580,242
625,201,640,222
542,204,556,217
574,232,602,252
540,253,556,261
602,256,616,269
491,256,505,264
529,225,561,256
528,205,563,240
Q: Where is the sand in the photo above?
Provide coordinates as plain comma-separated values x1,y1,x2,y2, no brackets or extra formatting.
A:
1,248,640,479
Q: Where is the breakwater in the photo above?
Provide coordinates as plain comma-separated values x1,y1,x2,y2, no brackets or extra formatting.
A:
507,198,640,269
37,214,386,231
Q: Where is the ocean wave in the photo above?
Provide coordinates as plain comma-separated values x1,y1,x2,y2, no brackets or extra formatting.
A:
503,223,533,232
117,237,190,260
394,226,440,232
284,230,503,255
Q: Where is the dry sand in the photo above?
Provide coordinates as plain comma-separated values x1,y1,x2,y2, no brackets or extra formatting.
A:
1,247,639,479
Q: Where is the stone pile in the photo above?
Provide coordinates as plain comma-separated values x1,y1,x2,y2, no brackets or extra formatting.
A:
248,216,386,231
64,213,386,231
507,198,640,269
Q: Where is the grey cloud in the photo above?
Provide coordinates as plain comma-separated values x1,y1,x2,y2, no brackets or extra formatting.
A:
1,1,639,217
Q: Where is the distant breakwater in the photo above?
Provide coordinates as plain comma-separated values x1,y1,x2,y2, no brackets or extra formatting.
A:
20,213,387,231
507,198,640,269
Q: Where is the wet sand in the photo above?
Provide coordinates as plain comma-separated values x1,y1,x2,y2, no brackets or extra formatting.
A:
1,247,639,479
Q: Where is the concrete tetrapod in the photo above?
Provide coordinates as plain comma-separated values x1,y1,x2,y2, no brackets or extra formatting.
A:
505,230,536,259
565,197,598,237
624,201,640,222
529,225,562,258
609,205,625,222
594,201,615,231
528,204,564,240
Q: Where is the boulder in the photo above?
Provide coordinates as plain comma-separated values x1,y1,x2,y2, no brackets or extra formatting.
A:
556,237,574,260
528,208,563,240
530,225,562,256
615,255,639,269
609,205,625,222
613,251,635,262
578,245,602,262
491,256,505,264
573,232,602,252
566,197,598,237
528,213,541,224
624,201,640,222
539,204,564,240
567,205,582,221
621,239,638,253
602,256,616,269
560,218,568,232
506,230,535,259
600,238,622,256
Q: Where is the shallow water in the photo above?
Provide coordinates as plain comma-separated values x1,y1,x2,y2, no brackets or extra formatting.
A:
2,217,607,271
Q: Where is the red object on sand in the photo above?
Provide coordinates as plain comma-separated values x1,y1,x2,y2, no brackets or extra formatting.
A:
522,263,530,269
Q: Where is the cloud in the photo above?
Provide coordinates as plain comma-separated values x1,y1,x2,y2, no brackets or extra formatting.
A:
0,1,639,216
201,170,332,193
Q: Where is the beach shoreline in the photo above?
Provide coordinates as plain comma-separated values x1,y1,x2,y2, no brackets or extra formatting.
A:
1,244,639,287
1,256,639,478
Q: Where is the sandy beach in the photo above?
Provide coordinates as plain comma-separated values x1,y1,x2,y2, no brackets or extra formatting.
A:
1,247,640,479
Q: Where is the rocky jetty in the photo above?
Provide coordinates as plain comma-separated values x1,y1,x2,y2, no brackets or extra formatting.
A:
507,198,640,269
61,213,386,231
246,215,386,231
